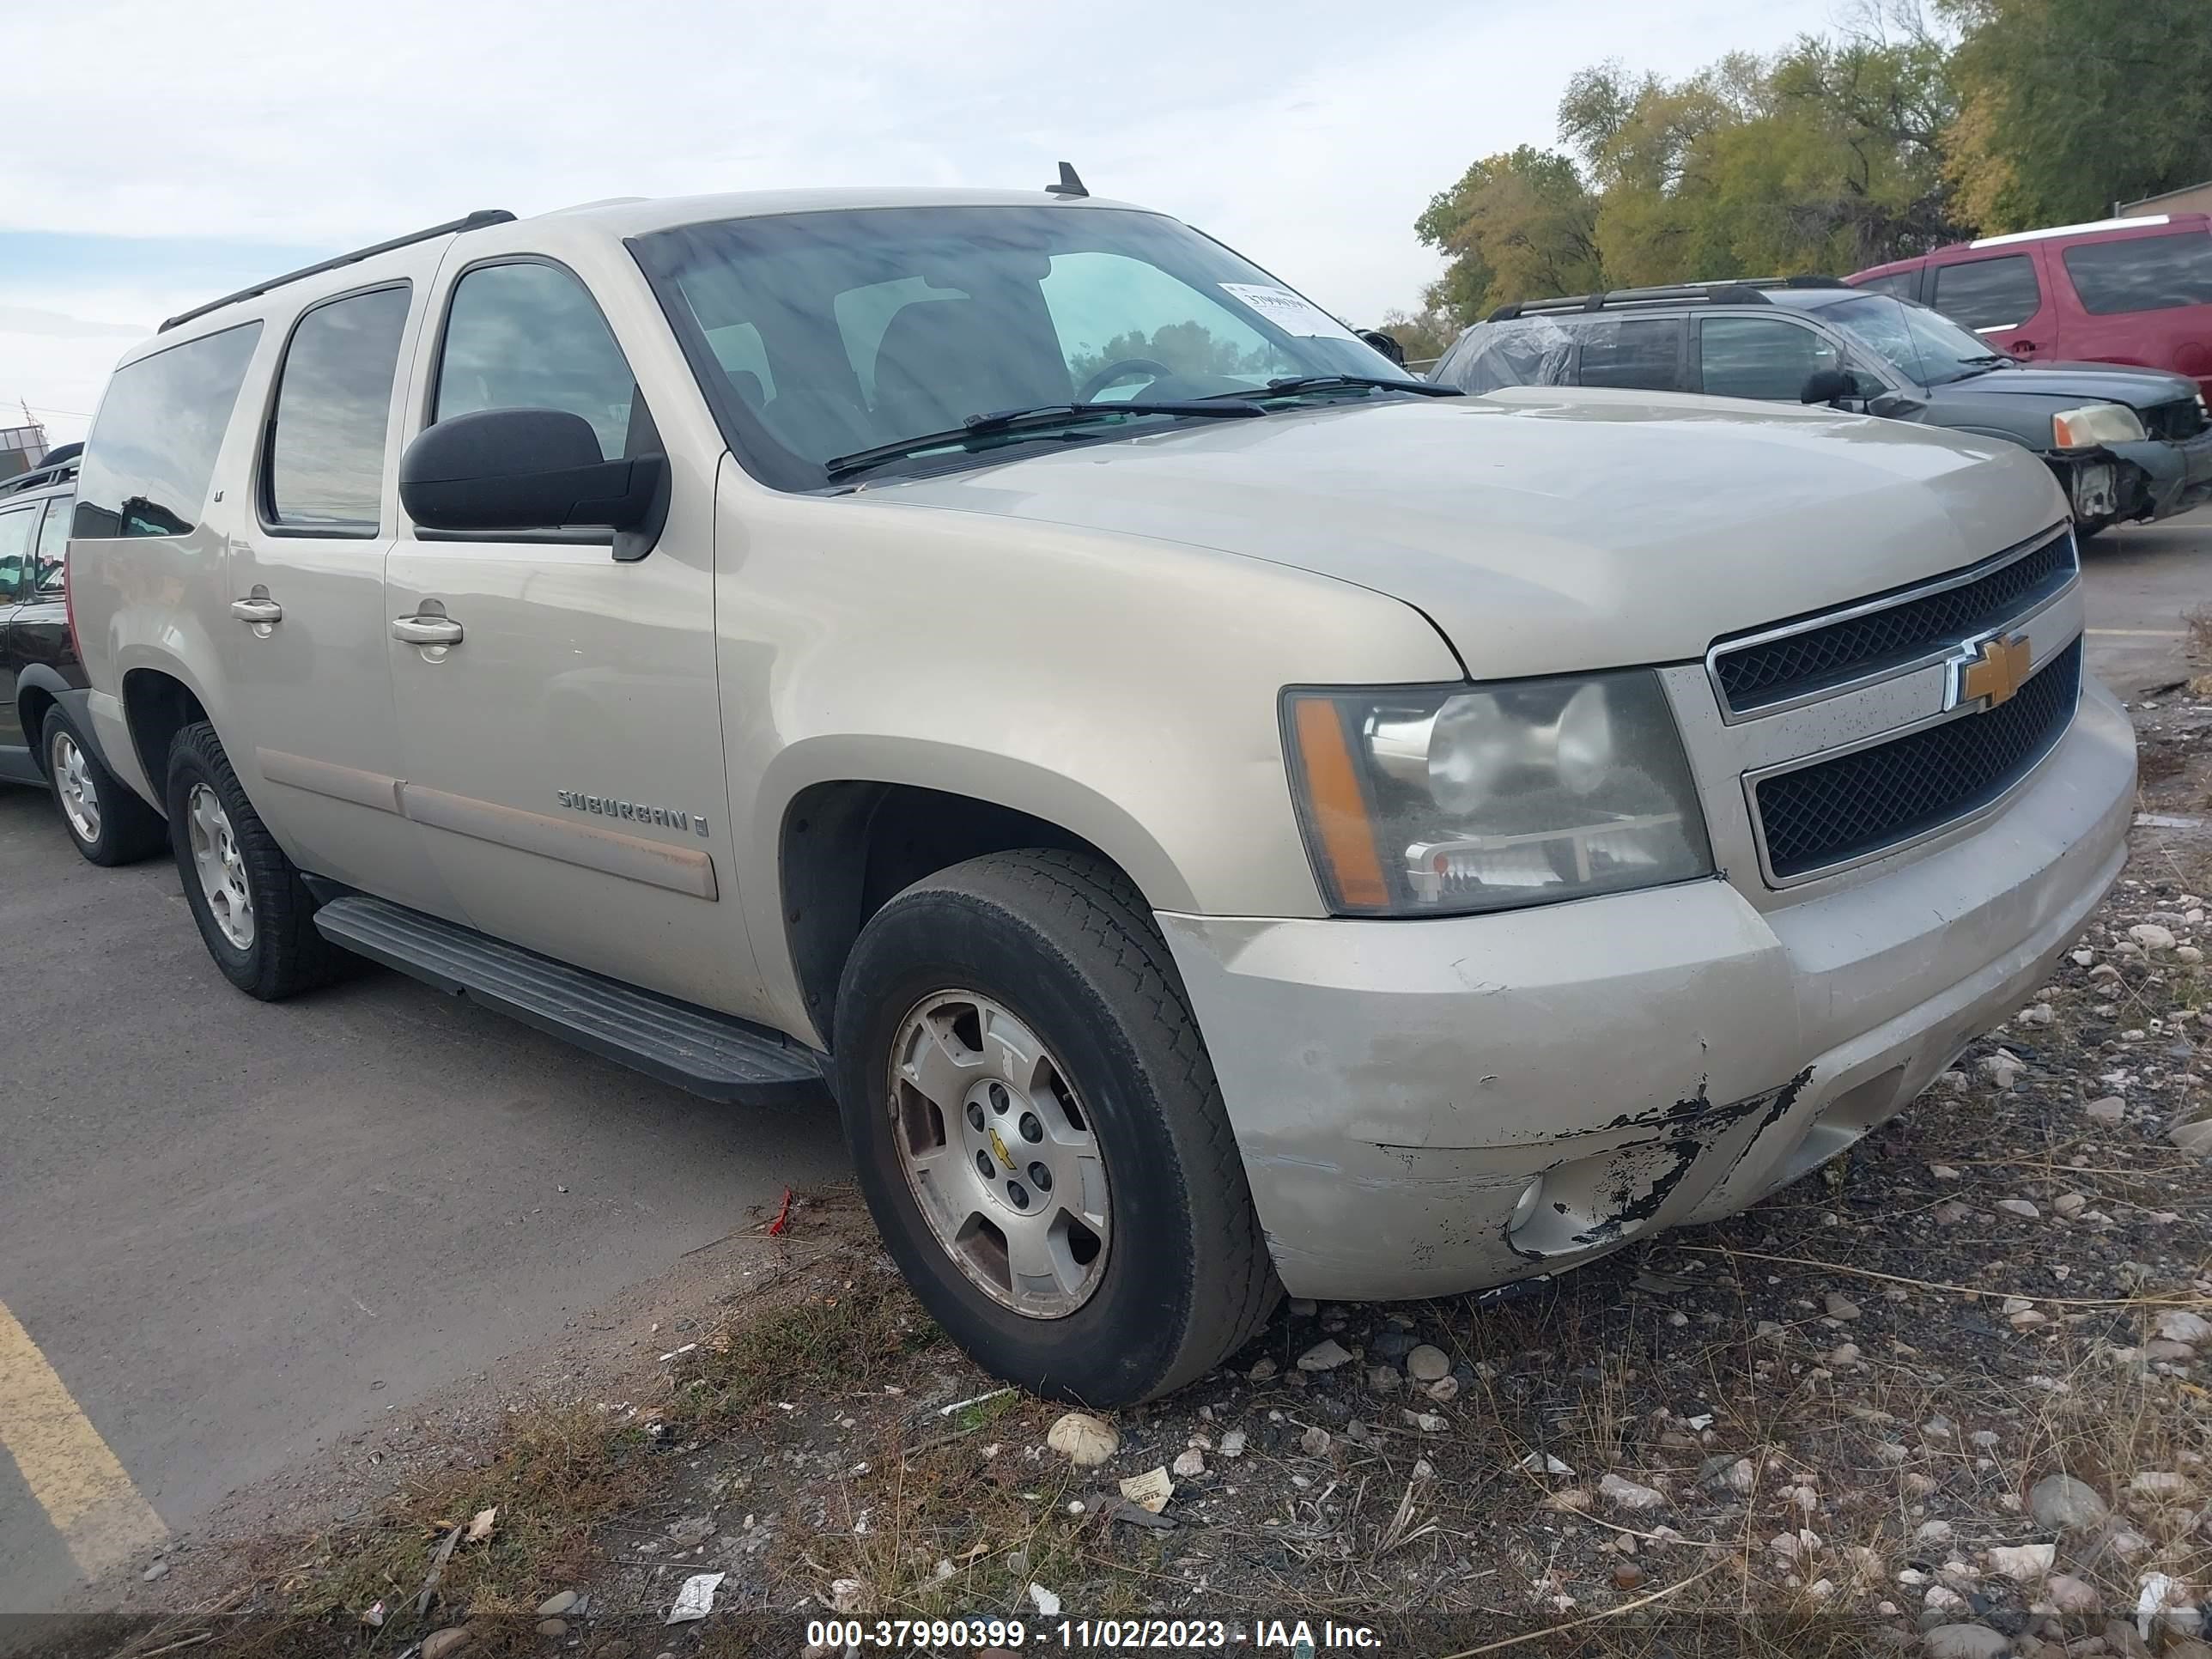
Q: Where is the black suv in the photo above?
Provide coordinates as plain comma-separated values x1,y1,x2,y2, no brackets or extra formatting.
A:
1,447,167,863
1430,279,2212,537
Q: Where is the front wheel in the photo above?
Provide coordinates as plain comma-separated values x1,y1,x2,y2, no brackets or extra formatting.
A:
833,849,1277,1406
42,706,166,866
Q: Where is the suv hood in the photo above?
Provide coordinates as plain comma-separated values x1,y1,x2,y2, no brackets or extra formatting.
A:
860,388,2063,678
1942,361,2201,409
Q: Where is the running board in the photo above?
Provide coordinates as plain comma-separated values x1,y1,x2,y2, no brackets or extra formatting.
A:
313,895,826,1104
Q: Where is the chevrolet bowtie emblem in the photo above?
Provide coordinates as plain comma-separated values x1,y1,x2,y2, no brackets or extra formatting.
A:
1949,632,2033,710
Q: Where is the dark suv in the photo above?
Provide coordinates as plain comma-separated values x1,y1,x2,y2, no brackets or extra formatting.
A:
1431,279,2212,537
1,447,167,863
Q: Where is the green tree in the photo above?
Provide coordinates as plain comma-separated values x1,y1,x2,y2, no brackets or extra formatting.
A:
1941,0,2212,229
1413,145,1605,321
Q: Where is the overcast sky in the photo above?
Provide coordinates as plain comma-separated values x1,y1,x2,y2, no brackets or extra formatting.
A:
5,0,1841,445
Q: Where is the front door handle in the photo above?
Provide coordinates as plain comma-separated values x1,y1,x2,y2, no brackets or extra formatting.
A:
230,597,283,624
392,615,464,646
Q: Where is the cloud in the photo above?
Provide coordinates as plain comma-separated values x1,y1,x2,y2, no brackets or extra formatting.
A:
7,0,1840,441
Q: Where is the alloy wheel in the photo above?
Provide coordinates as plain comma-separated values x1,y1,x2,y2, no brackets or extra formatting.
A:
50,730,101,845
888,991,1111,1317
186,783,255,950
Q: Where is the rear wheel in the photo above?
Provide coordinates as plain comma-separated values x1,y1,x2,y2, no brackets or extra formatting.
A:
42,706,166,866
833,849,1277,1405
164,720,345,1000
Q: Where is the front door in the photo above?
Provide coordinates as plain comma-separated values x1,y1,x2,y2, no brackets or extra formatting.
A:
383,252,751,1015
222,264,453,912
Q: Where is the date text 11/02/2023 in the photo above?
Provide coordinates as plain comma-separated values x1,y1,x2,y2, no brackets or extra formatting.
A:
800,1617,1384,1650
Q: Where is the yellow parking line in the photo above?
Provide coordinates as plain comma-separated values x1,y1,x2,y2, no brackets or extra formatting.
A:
0,1298,167,1579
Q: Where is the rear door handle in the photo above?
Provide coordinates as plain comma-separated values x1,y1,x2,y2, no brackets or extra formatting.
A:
230,597,283,624
392,615,464,646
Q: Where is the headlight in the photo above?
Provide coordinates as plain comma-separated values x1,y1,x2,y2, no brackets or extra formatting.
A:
1284,672,1715,916
2051,404,2146,449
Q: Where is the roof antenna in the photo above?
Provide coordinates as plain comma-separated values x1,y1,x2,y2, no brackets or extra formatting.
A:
1047,162,1088,198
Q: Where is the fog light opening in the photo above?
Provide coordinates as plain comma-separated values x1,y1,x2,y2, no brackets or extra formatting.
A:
1507,1175,1546,1234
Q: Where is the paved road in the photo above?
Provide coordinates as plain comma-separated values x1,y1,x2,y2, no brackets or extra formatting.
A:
2081,503,2210,696
0,794,846,1612
0,507,2203,1613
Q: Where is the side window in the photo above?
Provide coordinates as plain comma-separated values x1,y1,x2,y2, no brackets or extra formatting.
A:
33,498,70,593
264,284,411,534
1698,316,1839,400
1857,270,1920,301
2063,234,2212,315
1930,255,2041,331
74,321,263,539
434,263,639,460
1571,317,1683,391
0,504,34,598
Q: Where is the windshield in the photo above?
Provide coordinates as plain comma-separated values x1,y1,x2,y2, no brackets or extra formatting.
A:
632,205,1420,488
1820,294,2009,386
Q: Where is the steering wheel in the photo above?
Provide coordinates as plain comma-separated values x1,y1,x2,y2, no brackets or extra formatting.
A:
1077,357,1176,403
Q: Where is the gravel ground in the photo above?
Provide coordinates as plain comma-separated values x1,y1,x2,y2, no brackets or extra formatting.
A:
59,679,2212,1659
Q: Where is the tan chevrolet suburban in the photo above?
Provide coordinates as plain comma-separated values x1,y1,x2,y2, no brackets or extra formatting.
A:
68,183,2135,1405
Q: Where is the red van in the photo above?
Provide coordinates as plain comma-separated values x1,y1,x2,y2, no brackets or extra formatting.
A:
1849,214,2212,399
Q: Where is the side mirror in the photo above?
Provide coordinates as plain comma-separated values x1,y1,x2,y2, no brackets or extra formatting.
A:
1357,328,1407,368
1799,368,1856,405
399,409,666,552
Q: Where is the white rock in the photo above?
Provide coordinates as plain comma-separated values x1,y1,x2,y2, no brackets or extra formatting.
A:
2130,923,2179,951
1826,1292,1863,1321
1987,1543,2055,1580
1995,1198,2040,1218
1828,1343,1862,1367
1299,1425,1332,1457
1297,1339,1354,1372
2071,949,2095,967
1027,1583,1062,1619
1922,1626,2012,1659
2173,1118,2212,1156
1402,1410,1448,1433
1426,1375,1461,1402
1916,1520,1954,1544
1518,1450,1574,1475
2053,1193,2087,1218
1046,1412,1119,1468
1923,1585,1966,1612
2129,1470,2191,1500
2045,1573,2100,1614
1171,1449,1206,1478
1406,1344,1450,1382
537,1592,580,1619
2086,1096,2128,1123
2020,1003,2055,1026
1218,1428,1247,1458
1599,1473,1666,1510
2157,1310,2212,1345
826,1578,865,1615
1247,1356,1278,1382
2179,945,2205,965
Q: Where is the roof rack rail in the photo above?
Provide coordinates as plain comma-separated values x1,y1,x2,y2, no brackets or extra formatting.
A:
159,209,518,334
0,454,79,496
1487,274,1849,322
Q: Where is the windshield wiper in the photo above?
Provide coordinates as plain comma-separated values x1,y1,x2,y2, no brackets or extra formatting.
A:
1204,374,1465,401
824,399,1266,481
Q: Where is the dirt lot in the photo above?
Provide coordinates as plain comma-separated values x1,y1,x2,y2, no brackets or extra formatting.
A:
33,672,2212,1659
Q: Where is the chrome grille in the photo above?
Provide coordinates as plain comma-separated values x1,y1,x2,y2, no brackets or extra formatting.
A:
1753,639,2081,880
1710,527,2075,715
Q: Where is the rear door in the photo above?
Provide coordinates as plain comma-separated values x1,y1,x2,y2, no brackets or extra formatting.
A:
383,248,750,1013
222,260,454,910
2051,228,2212,395
1926,248,2057,362
1566,315,1686,392
0,499,37,772
7,499,80,742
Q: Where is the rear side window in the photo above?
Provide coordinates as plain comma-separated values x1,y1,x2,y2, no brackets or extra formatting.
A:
264,284,412,535
2063,233,2212,314
1856,270,1919,301
1930,255,2040,331
1697,316,1839,399
33,498,70,592
1571,317,1682,391
434,262,637,460
75,321,262,538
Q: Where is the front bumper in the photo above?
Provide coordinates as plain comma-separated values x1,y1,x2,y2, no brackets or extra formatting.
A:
2096,428,2212,522
1158,680,2135,1302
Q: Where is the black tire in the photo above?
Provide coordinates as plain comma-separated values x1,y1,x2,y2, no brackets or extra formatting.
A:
41,705,167,866
833,848,1278,1406
164,720,345,1000
2075,520,2106,546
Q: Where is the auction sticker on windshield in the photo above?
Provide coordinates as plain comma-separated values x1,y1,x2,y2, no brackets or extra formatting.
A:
1219,283,1361,342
